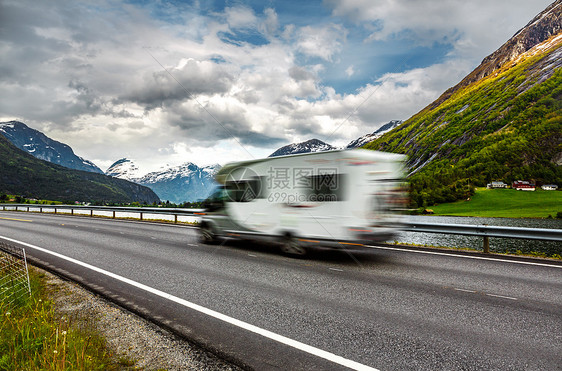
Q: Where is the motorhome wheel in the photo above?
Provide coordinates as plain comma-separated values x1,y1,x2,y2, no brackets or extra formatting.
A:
199,224,218,244
280,235,307,256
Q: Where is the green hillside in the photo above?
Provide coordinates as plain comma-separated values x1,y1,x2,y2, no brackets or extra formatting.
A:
0,135,160,204
365,37,562,208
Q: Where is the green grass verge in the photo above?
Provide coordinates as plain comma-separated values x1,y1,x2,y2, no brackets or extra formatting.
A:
0,267,123,370
429,187,562,218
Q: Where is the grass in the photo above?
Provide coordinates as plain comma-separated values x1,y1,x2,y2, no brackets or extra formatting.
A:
0,266,125,370
430,187,562,218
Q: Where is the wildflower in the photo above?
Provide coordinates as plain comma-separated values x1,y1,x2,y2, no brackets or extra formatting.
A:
53,350,58,354
5,312,10,316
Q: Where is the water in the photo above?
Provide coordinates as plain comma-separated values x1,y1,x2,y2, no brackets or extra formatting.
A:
397,215,562,256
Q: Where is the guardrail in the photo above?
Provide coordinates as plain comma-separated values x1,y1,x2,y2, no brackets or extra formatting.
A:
0,204,203,223
401,222,562,253
2,204,561,253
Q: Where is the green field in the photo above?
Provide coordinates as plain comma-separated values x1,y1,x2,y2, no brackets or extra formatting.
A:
429,188,562,218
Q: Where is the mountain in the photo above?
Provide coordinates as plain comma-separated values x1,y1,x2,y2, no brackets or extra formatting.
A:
269,138,336,157
106,158,142,181
364,1,562,208
0,121,104,174
346,120,403,149
0,134,160,204
107,160,220,203
431,1,562,109
137,162,220,204
267,123,403,156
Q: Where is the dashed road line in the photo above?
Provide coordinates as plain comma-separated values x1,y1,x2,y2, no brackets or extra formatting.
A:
369,245,562,269
452,287,519,301
486,293,518,300
454,288,477,293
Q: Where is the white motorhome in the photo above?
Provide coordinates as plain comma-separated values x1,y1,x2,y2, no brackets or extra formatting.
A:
199,149,407,255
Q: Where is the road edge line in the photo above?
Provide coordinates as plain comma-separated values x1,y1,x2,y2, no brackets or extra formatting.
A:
0,235,379,371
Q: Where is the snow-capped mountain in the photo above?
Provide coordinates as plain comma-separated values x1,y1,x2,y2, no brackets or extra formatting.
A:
267,122,403,157
0,121,104,174
268,138,336,157
106,160,220,203
346,120,403,149
105,158,142,181
138,162,221,204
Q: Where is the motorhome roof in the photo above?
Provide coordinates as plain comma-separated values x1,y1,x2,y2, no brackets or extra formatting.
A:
215,148,405,184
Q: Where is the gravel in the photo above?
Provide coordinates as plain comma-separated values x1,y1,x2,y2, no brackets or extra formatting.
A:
40,267,242,370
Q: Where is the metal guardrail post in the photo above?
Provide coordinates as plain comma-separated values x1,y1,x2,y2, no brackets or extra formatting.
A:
483,236,490,254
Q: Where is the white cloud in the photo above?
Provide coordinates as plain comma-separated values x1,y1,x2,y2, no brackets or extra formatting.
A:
0,0,554,174
225,6,258,29
260,8,279,36
326,0,554,60
295,24,347,61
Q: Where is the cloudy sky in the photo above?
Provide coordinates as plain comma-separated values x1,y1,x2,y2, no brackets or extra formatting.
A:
0,0,553,174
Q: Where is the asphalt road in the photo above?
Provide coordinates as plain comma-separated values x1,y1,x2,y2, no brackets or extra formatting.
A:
1,211,561,370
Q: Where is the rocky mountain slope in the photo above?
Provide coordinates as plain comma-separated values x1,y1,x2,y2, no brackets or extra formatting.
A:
137,163,220,204
0,135,159,204
346,120,403,149
268,138,336,157
106,158,143,181
106,159,220,203
364,1,562,208
431,0,562,108
267,121,403,156
0,121,104,174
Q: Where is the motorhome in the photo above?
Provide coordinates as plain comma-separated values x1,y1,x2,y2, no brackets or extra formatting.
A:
199,149,407,255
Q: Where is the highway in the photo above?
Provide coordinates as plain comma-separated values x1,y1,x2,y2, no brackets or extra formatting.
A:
1,211,561,370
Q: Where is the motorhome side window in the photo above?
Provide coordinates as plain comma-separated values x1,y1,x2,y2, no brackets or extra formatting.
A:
303,173,345,202
226,177,263,202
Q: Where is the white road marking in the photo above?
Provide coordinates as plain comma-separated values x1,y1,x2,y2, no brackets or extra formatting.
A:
329,267,344,272
1,235,379,371
369,245,562,269
486,293,518,300
453,288,519,301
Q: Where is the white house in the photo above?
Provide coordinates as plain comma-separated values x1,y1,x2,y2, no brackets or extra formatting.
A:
487,181,507,189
